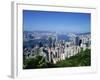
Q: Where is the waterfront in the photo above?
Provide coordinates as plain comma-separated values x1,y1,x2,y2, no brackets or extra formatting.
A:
23,10,91,69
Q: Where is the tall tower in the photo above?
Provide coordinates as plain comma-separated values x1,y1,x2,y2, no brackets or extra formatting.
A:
75,36,80,46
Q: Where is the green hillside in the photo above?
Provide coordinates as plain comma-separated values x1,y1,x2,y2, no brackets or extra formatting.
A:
55,49,91,67
23,48,91,69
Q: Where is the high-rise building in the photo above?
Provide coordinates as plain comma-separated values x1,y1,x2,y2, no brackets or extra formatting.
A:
75,36,80,46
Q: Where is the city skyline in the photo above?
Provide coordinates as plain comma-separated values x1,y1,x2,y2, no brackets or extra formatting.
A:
23,10,91,33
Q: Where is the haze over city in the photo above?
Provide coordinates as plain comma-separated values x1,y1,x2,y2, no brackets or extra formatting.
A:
23,10,91,69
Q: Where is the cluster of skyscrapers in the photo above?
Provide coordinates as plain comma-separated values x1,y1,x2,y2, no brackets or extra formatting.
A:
23,31,91,64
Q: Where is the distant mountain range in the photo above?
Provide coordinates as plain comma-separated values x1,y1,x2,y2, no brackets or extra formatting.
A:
76,32,91,35
24,31,56,34
24,31,90,35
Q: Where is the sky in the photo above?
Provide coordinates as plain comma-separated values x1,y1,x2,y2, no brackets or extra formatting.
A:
23,10,91,33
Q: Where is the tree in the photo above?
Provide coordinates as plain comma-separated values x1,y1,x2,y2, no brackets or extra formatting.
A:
23,55,48,69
